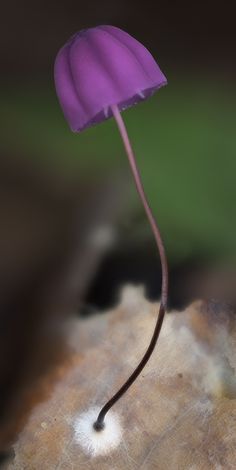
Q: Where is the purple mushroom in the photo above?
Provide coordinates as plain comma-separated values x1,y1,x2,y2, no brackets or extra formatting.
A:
54,25,168,432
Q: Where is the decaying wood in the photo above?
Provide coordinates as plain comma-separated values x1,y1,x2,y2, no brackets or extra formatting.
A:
5,287,236,469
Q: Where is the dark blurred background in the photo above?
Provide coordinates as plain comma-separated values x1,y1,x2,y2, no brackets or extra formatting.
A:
0,0,235,455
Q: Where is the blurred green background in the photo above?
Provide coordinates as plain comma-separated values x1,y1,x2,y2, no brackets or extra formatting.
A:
1,0,236,308
2,79,236,261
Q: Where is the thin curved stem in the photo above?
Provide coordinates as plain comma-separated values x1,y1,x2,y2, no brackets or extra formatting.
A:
93,104,168,431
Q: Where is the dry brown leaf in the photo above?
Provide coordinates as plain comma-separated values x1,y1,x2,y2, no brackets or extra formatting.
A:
5,286,236,469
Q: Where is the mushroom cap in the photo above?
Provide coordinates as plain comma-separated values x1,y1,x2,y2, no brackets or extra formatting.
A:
54,25,167,132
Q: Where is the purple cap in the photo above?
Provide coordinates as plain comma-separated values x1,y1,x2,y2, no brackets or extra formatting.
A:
54,25,167,132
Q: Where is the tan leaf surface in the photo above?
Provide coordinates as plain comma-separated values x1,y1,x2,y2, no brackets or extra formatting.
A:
6,287,236,469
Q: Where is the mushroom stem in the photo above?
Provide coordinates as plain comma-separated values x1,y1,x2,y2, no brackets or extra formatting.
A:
111,104,168,307
94,103,168,431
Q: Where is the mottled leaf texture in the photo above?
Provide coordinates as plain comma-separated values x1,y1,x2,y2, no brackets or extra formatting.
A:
5,287,236,469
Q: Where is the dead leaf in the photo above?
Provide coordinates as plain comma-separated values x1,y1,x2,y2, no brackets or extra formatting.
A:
5,287,236,469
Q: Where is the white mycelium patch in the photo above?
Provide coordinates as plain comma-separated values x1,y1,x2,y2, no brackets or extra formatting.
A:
73,407,122,457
